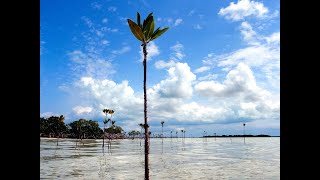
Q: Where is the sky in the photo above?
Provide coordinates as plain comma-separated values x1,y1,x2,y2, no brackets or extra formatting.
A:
40,0,280,137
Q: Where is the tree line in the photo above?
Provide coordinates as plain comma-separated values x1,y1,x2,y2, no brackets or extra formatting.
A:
40,115,124,139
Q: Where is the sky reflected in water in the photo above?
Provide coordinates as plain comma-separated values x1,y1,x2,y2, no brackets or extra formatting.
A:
40,137,279,179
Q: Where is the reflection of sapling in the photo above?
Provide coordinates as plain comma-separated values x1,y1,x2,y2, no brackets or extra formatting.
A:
127,12,169,180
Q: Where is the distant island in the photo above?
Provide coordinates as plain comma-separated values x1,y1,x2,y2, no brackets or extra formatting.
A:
203,134,279,138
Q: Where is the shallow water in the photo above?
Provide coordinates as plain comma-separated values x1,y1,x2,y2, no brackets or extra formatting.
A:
40,137,279,179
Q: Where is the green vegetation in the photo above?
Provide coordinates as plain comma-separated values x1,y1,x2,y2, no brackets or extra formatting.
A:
40,117,104,140
127,12,169,180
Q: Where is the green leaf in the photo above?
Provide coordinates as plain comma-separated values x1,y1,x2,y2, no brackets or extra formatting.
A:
127,19,144,41
150,27,169,41
144,16,154,40
137,12,141,28
142,16,152,32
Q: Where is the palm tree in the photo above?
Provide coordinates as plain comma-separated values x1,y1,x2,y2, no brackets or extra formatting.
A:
160,121,165,138
127,12,169,180
170,131,173,138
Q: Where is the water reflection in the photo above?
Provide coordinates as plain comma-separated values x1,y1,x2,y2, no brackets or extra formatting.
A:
41,137,280,179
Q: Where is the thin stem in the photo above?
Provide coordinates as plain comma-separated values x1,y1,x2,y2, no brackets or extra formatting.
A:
143,43,149,180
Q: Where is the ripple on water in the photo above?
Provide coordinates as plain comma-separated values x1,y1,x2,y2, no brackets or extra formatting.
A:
40,138,279,179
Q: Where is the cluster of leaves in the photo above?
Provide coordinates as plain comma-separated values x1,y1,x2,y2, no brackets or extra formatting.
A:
127,12,169,44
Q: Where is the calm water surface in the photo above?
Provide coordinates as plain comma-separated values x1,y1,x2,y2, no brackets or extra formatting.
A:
40,137,279,179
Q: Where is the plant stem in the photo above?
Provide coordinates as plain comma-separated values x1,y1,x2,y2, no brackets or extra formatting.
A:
143,43,149,180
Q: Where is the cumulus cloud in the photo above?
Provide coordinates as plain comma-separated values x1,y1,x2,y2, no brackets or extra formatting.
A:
74,77,143,119
218,0,269,21
72,106,93,115
152,62,196,99
265,32,280,45
195,63,264,97
195,63,279,120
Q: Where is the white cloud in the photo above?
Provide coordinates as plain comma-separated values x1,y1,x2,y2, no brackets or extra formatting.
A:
75,77,142,119
193,24,202,30
194,63,279,120
178,102,232,122
101,40,110,45
195,63,260,97
170,42,185,60
112,46,131,55
140,41,160,61
102,18,108,23
265,32,280,45
68,50,115,79
174,19,183,26
72,106,93,115
194,66,211,74
152,62,196,99
217,45,279,68
218,0,269,21
198,73,218,81
240,21,259,45
202,53,216,65
154,60,176,69
108,6,117,12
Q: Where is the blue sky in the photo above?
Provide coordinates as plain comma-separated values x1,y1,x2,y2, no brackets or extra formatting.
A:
40,0,280,137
